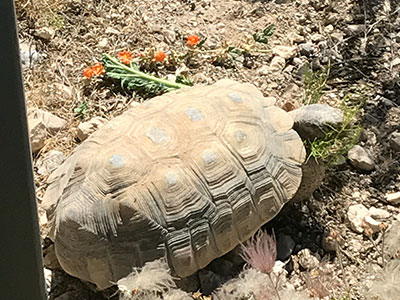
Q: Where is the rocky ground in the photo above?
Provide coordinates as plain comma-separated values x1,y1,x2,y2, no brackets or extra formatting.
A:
15,0,400,299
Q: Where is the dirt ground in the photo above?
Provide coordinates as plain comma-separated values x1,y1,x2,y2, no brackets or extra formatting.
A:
15,0,400,299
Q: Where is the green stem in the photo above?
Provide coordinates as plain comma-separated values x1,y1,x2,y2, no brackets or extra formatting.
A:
102,53,188,90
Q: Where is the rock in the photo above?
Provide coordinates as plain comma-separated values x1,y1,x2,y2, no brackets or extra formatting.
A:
272,45,297,59
105,27,120,35
390,131,400,151
369,207,390,220
325,25,334,34
297,249,320,270
331,31,344,43
35,26,56,40
28,109,66,152
269,56,286,73
392,57,400,67
311,0,328,10
363,215,382,234
76,116,108,141
36,150,65,176
288,32,305,44
347,204,369,233
273,260,286,275
28,118,47,152
163,29,176,43
277,234,296,261
98,38,108,48
28,109,67,134
345,24,366,35
54,83,73,99
385,192,400,204
381,97,396,108
299,42,314,57
348,145,375,171
257,65,269,76
311,33,324,42
293,57,303,66
20,42,40,69
349,239,363,253
288,104,344,140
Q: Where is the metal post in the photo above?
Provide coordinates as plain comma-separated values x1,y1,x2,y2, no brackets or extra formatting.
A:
0,1,47,299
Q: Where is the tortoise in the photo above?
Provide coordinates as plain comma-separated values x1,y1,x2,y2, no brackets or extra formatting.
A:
42,79,323,290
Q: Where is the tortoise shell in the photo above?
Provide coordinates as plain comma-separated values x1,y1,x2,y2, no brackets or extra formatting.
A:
42,79,306,289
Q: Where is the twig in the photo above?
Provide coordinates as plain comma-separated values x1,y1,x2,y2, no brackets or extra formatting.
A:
336,241,349,291
267,273,281,300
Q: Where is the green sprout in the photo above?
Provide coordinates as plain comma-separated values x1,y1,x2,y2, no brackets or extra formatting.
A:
74,101,88,117
303,64,330,105
253,24,276,44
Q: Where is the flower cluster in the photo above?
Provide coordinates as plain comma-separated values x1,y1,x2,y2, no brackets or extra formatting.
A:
154,51,166,62
117,50,167,64
117,50,134,65
83,34,199,78
186,34,199,47
83,62,104,79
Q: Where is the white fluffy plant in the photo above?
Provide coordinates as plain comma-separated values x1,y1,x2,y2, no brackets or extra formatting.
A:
366,259,400,300
214,229,311,300
213,268,310,300
117,258,191,300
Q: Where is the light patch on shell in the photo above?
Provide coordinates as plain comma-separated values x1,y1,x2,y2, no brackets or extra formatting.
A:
146,126,169,144
202,150,216,165
185,107,204,121
165,171,178,188
228,92,243,103
109,154,125,168
235,130,247,142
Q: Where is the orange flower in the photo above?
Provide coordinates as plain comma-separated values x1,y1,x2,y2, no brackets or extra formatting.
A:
83,62,104,79
91,62,104,76
83,66,94,79
118,50,133,64
154,51,166,62
186,34,199,46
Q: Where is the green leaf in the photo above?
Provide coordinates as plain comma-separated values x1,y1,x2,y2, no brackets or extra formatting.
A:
253,24,276,44
227,46,243,60
74,101,88,117
263,24,276,36
176,75,193,86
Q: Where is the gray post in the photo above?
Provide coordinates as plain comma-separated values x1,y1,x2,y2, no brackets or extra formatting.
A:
0,1,47,299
